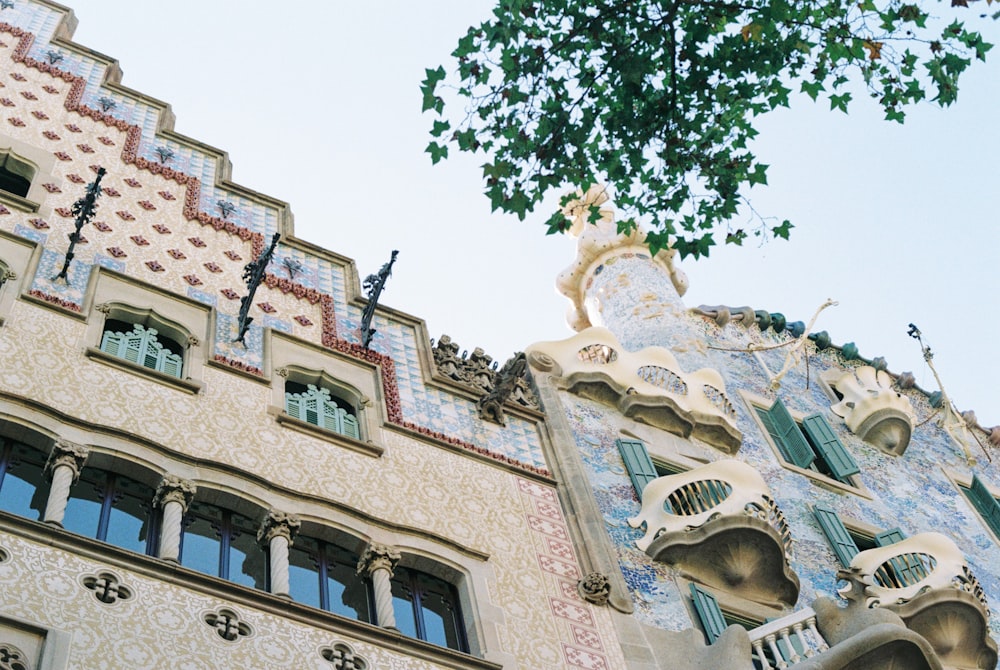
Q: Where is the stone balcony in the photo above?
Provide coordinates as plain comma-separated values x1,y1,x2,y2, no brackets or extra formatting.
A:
628,460,799,607
838,532,997,670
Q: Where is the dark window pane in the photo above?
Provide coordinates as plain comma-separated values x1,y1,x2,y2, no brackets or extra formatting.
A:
288,541,321,609
106,476,155,554
391,577,419,640
0,443,48,521
181,515,222,577
62,470,106,538
228,512,265,590
418,574,463,651
327,553,369,622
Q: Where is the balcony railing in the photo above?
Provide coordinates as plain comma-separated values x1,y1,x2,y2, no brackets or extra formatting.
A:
748,607,828,670
838,532,996,670
629,460,799,606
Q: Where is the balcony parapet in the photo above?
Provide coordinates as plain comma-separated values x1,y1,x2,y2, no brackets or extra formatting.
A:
526,327,742,453
827,366,915,456
748,606,828,669
838,533,997,670
629,460,799,607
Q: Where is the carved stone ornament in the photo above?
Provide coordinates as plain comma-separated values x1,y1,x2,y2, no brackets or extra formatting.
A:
274,367,289,378
81,570,133,605
95,302,112,314
186,335,200,347
44,440,89,479
1,268,16,282
828,365,915,455
153,474,197,510
257,509,301,545
203,608,252,642
432,335,541,411
356,542,400,577
477,352,532,426
577,572,612,606
320,642,369,670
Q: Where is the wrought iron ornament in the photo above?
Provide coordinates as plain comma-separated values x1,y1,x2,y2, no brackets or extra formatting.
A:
233,232,280,345
360,250,398,349
54,166,106,282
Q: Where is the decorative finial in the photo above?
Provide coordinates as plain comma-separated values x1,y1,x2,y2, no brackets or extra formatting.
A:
233,232,280,345
360,250,398,349
54,167,106,282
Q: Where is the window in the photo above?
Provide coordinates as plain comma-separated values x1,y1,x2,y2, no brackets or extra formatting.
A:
812,505,926,586
754,398,859,485
617,438,659,498
284,381,360,440
62,469,158,556
100,319,184,378
0,151,34,199
0,438,49,521
180,501,266,590
287,536,372,622
960,474,1000,540
391,565,468,652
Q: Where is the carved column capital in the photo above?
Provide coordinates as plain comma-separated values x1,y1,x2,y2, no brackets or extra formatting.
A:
44,440,89,480
356,542,400,578
153,474,197,511
257,509,301,545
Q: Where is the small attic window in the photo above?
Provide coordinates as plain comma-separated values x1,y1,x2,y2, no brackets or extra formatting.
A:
284,380,360,440
0,151,34,198
100,318,185,379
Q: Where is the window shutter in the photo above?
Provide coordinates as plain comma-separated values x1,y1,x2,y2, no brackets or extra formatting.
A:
616,438,659,499
689,583,728,644
766,399,815,468
342,413,360,440
123,331,145,364
285,392,303,421
874,528,906,546
157,350,183,378
969,475,1000,537
801,413,859,480
813,505,860,567
100,330,124,357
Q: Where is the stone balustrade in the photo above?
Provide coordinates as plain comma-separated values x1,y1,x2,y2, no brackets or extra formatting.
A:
747,606,828,670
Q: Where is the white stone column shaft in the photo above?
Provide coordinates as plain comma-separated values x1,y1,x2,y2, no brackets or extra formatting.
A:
42,441,89,526
153,475,196,563
257,509,300,598
357,542,401,630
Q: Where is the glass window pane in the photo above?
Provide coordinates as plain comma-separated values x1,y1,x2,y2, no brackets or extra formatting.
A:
181,511,222,577
228,512,265,590
106,476,155,554
288,541,321,609
0,443,48,520
417,574,463,651
62,470,106,539
326,548,369,622
390,576,418,640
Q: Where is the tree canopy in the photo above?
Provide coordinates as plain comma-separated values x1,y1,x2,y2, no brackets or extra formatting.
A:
422,0,996,259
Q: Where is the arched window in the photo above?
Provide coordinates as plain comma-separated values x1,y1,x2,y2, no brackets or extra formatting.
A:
62,468,158,556
0,437,49,521
391,566,468,652
100,319,184,378
0,151,34,199
284,381,360,440
180,500,266,590
287,535,372,621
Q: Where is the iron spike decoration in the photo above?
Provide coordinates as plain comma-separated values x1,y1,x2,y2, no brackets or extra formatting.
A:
233,232,280,345
54,166,106,282
360,250,398,349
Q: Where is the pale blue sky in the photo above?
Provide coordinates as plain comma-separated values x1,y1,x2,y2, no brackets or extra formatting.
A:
66,1,999,431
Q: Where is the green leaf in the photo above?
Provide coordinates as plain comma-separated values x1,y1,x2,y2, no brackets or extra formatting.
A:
425,141,448,164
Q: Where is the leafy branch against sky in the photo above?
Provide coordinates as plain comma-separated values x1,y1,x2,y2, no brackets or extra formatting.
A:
423,0,995,259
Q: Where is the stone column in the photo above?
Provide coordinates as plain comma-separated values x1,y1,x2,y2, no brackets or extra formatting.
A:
257,509,300,598
357,542,400,629
43,440,90,525
153,475,196,562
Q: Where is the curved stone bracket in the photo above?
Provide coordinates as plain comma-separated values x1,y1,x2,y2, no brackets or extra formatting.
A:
828,366,915,455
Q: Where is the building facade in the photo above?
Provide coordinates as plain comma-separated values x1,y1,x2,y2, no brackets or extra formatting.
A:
0,2,997,669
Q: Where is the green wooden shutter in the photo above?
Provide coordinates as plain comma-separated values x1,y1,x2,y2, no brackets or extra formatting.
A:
616,438,659,499
689,583,728,644
813,505,860,567
284,392,303,421
342,413,360,440
874,528,906,546
100,330,123,357
766,399,815,468
969,475,1000,537
801,413,859,480
157,350,183,378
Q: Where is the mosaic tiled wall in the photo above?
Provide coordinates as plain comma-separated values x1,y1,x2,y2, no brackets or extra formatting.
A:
0,1,547,473
562,255,1000,642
